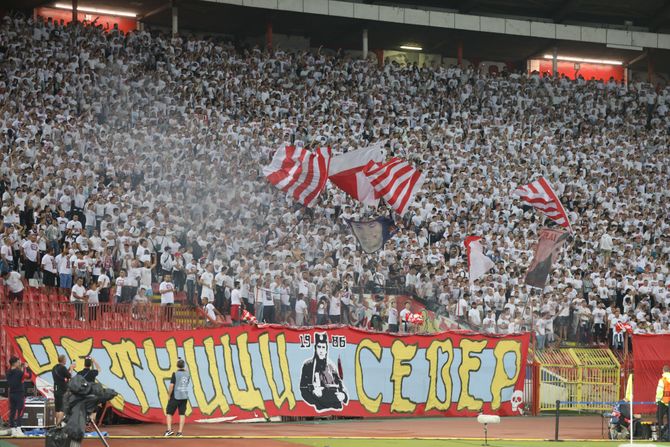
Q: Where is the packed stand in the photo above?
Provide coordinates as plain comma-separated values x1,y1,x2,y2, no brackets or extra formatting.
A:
0,14,669,348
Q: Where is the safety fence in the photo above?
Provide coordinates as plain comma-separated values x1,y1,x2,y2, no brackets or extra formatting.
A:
535,348,621,413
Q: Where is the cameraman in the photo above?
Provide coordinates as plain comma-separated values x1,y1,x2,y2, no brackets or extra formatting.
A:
7,356,31,437
52,355,76,425
77,357,101,424
164,359,190,437
78,357,100,383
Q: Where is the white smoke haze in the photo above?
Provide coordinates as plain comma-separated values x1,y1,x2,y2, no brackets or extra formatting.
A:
0,15,378,275
1,10,669,335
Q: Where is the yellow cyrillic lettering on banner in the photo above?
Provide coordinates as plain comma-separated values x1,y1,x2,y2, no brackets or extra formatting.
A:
390,339,417,413
490,340,522,410
102,339,149,413
143,338,182,414
183,337,230,416
457,339,487,411
355,339,383,413
221,333,265,412
425,339,454,411
15,336,59,375
258,333,296,410
61,337,94,372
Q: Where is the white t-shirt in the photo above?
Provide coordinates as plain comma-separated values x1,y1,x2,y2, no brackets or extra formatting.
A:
127,267,141,287
1,244,13,262
139,267,152,289
200,272,214,299
468,308,482,326
6,271,24,293
71,284,86,302
215,272,226,287
67,220,82,234
98,273,110,289
263,288,274,306
457,298,468,317
280,287,290,306
22,240,39,262
115,277,125,296
329,295,341,316
400,308,412,324
159,281,175,304
204,302,216,320
56,254,72,274
86,289,99,305
387,307,398,325
295,299,308,317
482,316,496,333
185,262,197,281
41,254,57,273
230,288,241,306
593,308,606,324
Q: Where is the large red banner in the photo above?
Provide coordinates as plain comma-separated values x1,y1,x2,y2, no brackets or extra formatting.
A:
5,325,530,422
633,334,670,413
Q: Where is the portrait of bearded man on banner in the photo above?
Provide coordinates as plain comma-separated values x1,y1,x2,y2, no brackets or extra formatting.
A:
299,332,349,411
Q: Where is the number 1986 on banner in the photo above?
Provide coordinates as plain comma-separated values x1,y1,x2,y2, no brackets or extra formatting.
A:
299,333,346,349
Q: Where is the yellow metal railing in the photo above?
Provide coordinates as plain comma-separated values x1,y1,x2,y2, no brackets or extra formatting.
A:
536,348,620,412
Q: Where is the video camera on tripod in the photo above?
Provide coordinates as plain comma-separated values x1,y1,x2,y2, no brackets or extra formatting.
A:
46,374,118,447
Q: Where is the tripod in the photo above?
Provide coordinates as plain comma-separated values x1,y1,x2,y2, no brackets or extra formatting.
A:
68,416,110,447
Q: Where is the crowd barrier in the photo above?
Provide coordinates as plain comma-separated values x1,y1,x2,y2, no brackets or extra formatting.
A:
535,347,621,413
0,286,204,375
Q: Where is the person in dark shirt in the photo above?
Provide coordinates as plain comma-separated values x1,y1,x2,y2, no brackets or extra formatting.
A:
77,357,101,423
52,355,75,425
78,357,99,383
7,356,30,437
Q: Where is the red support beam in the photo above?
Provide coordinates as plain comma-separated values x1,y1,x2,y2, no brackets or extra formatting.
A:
373,49,384,67
266,21,273,51
457,41,463,66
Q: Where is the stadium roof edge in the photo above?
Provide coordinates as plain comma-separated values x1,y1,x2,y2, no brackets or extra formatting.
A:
200,0,670,50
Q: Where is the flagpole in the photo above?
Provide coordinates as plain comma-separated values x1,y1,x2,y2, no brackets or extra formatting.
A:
278,217,301,245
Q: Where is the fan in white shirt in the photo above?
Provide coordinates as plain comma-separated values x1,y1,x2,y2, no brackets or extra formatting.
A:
328,294,341,323
295,295,309,326
199,265,215,301
159,275,175,305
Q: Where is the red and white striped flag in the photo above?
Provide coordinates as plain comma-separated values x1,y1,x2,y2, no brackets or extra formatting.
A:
263,145,331,208
328,146,385,205
363,157,424,216
513,177,572,231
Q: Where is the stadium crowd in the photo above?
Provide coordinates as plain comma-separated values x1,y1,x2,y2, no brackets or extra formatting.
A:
0,13,669,349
